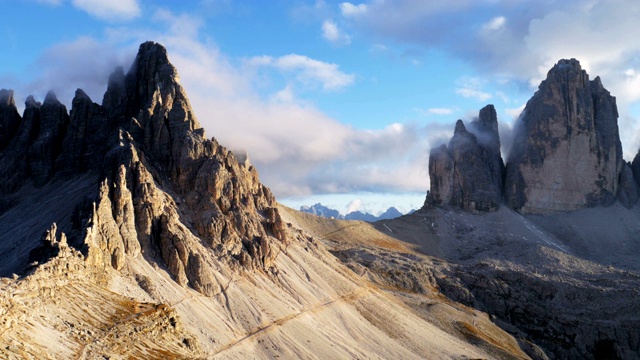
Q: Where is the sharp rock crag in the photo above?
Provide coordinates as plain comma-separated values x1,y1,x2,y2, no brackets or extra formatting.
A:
428,104,504,212
428,59,634,214
0,41,287,294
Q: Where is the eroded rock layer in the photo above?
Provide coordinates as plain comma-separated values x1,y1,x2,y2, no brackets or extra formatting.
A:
0,42,287,295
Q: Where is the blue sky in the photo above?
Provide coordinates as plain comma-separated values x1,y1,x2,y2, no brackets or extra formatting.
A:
2,0,640,216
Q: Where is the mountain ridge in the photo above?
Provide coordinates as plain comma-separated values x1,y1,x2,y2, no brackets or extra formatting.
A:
299,202,408,222
0,41,533,359
1,43,638,359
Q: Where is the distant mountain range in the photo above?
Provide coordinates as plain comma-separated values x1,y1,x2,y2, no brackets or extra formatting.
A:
299,203,412,222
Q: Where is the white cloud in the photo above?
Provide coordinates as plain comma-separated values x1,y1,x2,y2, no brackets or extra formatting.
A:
456,88,491,101
322,20,351,45
483,16,506,31
346,199,363,213
249,54,355,91
427,108,454,115
10,36,134,111
30,0,62,5
455,77,492,101
72,0,140,21
504,104,525,120
272,85,296,103
340,2,368,17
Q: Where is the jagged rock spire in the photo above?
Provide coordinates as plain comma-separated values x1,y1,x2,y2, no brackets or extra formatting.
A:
428,105,504,212
504,59,623,213
0,42,287,294
0,89,21,152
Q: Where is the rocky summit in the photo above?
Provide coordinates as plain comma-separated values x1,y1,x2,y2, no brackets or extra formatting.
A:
429,59,633,215
428,104,504,212
0,41,286,292
505,59,623,214
421,59,640,359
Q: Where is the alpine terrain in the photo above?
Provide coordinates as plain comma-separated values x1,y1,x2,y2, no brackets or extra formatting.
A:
0,43,638,360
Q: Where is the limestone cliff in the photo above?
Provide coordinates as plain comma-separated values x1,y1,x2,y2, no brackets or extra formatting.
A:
0,42,287,295
504,59,623,214
428,105,503,212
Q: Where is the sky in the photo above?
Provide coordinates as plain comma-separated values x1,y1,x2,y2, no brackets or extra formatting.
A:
2,0,640,216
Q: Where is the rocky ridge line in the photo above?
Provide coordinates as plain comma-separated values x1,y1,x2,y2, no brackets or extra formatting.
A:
0,42,287,296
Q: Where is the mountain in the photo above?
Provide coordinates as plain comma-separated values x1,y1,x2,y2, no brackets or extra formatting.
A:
429,59,635,214
299,203,344,219
0,42,531,359
428,105,503,212
2,43,638,360
505,59,623,213
346,207,403,221
300,203,407,222
419,58,640,359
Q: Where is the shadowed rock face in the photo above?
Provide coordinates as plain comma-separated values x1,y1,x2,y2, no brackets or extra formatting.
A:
0,42,287,294
617,163,639,208
0,89,21,152
504,59,623,214
428,105,503,212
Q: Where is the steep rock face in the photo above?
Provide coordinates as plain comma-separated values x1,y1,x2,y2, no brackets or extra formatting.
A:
428,105,503,212
0,42,287,295
28,91,70,186
617,163,639,208
631,149,640,187
504,59,623,214
0,89,21,152
56,89,110,174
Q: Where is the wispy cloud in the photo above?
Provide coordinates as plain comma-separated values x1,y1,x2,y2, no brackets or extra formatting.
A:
427,108,455,115
322,20,351,45
249,54,355,91
482,16,506,31
456,88,492,101
455,77,492,101
27,0,140,21
340,2,368,17
72,0,140,21
414,107,457,116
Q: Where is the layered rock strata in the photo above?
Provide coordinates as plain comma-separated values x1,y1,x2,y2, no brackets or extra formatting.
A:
0,42,287,295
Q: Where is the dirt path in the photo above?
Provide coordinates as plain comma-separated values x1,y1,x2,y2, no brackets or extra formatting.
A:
209,286,371,357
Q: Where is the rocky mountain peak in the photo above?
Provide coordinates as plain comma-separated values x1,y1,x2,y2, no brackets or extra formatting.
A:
0,89,15,107
43,90,60,105
74,88,91,101
504,58,623,213
471,104,500,153
0,89,20,153
0,41,287,295
428,105,504,212
453,119,467,135
25,95,40,109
